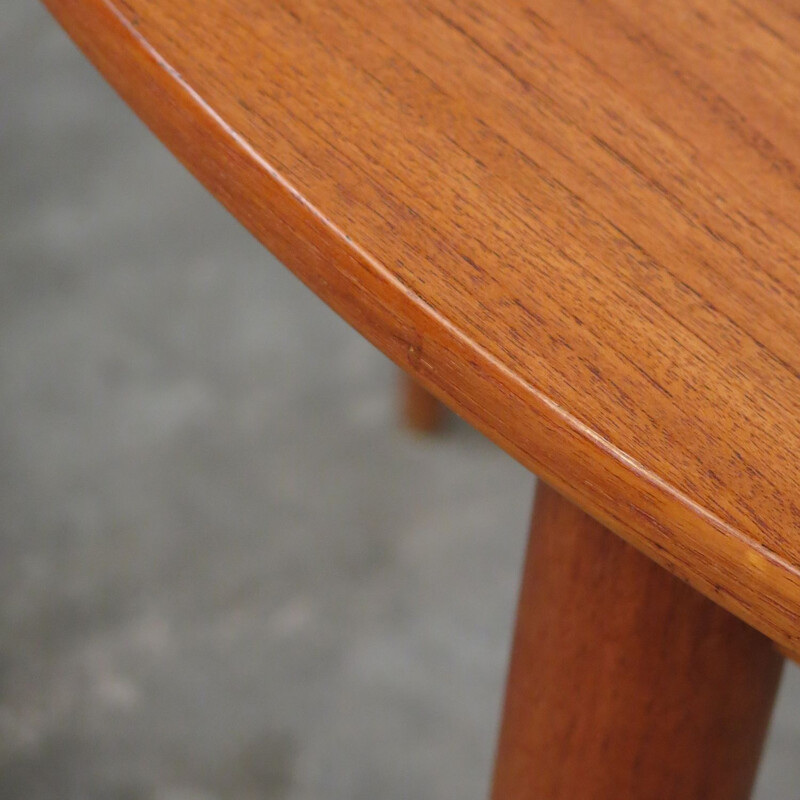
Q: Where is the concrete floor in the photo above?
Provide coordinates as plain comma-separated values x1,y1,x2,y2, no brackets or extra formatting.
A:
2,3,799,798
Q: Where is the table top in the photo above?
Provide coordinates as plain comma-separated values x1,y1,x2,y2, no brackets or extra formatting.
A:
45,0,800,653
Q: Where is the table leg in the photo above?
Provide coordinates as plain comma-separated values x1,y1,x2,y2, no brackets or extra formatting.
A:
400,372,444,432
491,481,784,800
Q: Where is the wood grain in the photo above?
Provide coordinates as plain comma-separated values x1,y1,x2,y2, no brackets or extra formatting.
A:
491,481,784,800
42,0,800,652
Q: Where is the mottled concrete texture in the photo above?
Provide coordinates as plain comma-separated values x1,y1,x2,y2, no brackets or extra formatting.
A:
2,4,800,799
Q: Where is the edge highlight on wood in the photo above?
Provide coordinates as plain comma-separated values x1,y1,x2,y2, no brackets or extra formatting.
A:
42,0,800,656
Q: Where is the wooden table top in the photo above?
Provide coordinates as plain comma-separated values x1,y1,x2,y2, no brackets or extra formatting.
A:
45,0,800,654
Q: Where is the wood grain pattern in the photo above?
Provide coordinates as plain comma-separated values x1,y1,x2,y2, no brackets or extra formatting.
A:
42,0,800,652
492,481,784,800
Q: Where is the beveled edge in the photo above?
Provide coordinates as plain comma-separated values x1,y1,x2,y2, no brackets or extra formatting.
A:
42,0,800,655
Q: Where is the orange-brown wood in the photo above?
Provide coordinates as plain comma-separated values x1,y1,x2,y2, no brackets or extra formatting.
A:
401,373,445,432
41,0,800,655
492,482,784,800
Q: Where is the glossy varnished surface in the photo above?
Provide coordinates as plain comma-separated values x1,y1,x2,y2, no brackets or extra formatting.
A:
44,0,800,650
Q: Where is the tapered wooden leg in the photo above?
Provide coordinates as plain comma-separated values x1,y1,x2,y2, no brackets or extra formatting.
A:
491,482,784,800
400,372,445,432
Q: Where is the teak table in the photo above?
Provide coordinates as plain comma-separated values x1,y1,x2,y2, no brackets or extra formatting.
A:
43,0,799,796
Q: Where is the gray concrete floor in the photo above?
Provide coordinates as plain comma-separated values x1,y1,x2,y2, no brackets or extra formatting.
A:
2,3,799,798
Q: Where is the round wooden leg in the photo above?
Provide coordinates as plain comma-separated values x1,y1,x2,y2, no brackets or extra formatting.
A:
400,372,445,433
491,482,784,800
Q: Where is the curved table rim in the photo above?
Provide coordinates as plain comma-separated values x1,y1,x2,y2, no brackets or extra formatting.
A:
42,0,800,658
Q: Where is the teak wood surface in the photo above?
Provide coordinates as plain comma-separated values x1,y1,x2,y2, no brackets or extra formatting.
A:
491,482,783,799
44,0,800,654
401,374,446,432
